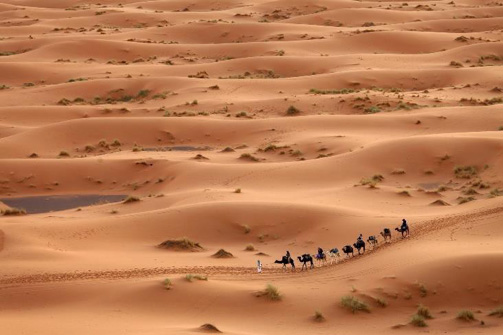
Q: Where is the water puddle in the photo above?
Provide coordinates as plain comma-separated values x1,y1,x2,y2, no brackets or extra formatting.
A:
0,194,126,214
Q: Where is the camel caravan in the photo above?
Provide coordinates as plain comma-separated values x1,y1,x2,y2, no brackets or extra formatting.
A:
273,219,410,271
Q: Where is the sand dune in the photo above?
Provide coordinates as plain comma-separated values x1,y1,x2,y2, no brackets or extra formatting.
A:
0,0,502,334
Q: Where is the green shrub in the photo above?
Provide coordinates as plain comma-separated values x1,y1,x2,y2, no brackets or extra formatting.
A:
364,106,381,114
136,89,150,98
340,296,370,313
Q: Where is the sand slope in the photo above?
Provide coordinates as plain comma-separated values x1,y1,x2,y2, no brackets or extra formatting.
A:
0,0,502,334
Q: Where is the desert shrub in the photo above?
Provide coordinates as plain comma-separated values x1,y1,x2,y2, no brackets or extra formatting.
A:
111,139,121,147
239,153,259,162
263,284,281,300
136,89,150,98
418,283,427,297
457,310,475,321
340,296,370,313
264,144,278,152
454,166,477,178
309,88,356,95
398,190,410,196
2,207,27,216
364,106,381,114
286,105,300,116
376,298,387,307
245,244,255,251
489,189,503,197
410,314,427,327
158,237,203,251
450,61,463,67
163,278,172,290
489,306,503,317
185,274,208,282
123,195,140,203
314,310,325,322
242,224,250,234
417,305,433,319
458,196,475,204
212,249,233,258
199,324,221,332
391,169,406,175
234,188,242,193
360,174,384,187
58,151,70,157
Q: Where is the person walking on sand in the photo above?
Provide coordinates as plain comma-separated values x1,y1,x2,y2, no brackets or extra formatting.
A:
257,259,262,273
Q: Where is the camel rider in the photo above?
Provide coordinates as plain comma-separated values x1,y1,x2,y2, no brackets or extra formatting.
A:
401,219,409,231
356,234,363,243
286,250,291,262
317,247,324,258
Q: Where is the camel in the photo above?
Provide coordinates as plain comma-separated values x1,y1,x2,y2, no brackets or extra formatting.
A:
367,235,378,248
353,240,365,255
313,252,327,266
329,248,341,264
297,254,314,270
342,245,354,257
274,256,295,270
395,226,410,238
380,228,392,243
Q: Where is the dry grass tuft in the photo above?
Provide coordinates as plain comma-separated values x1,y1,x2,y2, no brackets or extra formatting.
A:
457,310,475,321
245,244,255,251
256,284,281,301
411,314,427,327
2,207,27,216
158,237,203,251
489,306,503,317
123,195,140,203
212,249,233,258
340,296,370,313
313,310,325,322
199,323,221,333
185,274,208,282
417,305,433,319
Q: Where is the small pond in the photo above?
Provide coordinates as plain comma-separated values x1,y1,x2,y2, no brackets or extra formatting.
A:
0,194,126,214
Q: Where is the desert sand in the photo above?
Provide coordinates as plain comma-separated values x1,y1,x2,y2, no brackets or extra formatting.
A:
0,0,503,334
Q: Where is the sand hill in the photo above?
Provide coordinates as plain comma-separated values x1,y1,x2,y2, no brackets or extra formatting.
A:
0,0,502,334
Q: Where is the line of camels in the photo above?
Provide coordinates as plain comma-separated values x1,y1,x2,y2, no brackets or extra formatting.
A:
274,225,410,271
